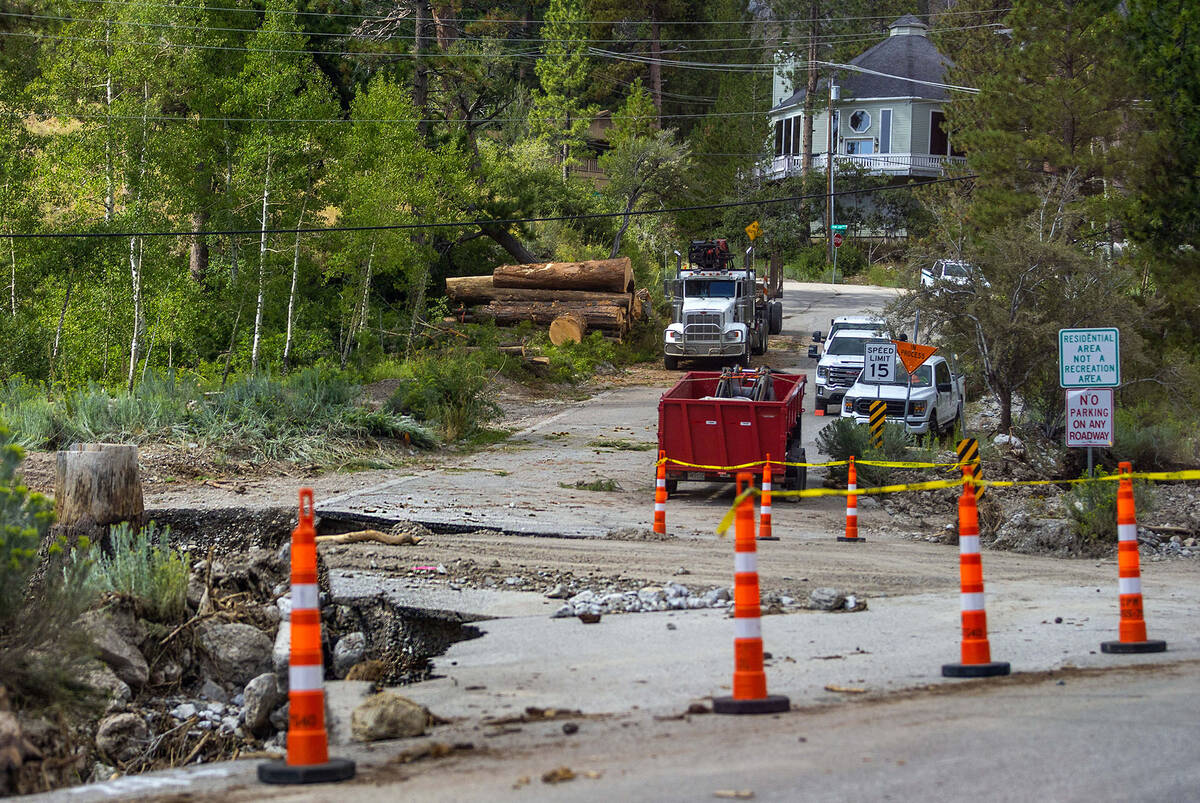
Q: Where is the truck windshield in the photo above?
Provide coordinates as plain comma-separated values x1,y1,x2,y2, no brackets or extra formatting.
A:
825,336,871,356
685,279,736,298
894,364,934,386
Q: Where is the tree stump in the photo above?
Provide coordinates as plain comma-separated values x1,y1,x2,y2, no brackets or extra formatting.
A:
52,443,144,551
549,312,587,345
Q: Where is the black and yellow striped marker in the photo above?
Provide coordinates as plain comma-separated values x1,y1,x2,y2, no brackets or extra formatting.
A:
957,437,985,499
869,400,887,449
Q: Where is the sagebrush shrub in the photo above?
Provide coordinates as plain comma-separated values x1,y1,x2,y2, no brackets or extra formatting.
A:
815,416,914,486
84,521,189,623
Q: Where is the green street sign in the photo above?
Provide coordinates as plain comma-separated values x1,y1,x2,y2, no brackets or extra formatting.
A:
831,224,848,231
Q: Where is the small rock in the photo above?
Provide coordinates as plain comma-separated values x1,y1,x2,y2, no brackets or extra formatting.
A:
242,674,284,735
81,661,132,712
170,703,198,721
545,583,569,599
505,576,523,586
350,693,429,742
272,621,291,675
551,604,574,619
569,590,595,605
88,762,117,784
150,659,183,686
562,722,579,735
333,633,367,679
198,679,228,703
269,702,289,732
79,611,149,689
95,713,148,764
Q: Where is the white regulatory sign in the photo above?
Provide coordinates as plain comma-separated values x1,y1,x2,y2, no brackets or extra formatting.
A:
1065,388,1113,448
862,339,897,384
1059,327,1120,388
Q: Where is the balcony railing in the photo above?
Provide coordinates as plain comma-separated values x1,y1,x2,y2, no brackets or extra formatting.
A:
759,152,967,180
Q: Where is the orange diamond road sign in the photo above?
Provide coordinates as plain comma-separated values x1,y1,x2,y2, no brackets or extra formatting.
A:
893,340,937,374
745,220,762,241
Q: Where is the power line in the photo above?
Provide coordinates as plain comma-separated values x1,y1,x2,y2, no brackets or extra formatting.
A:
0,174,976,240
55,0,1012,27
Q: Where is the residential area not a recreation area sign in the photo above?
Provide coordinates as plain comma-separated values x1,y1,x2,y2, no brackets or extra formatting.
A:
1059,328,1120,388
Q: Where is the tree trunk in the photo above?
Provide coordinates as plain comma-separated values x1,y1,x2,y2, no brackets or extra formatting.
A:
445,276,633,308
998,386,1013,433
251,150,271,375
413,0,431,140
492,257,634,293
549,312,587,345
648,17,663,124
801,1,819,177
51,276,74,374
283,199,306,371
475,302,627,332
189,208,209,285
52,443,145,550
9,235,16,315
126,235,143,390
480,223,538,265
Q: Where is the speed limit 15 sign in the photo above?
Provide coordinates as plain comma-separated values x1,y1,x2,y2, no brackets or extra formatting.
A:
862,340,897,384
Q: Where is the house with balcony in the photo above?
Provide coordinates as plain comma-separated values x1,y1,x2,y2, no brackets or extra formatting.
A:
765,14,966,181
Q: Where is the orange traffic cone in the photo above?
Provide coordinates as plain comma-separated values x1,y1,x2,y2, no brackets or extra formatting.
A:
714,473,789,715
1101,462,1167,654
838,455,862,542
942,468,1009,678
758,454,778,541
259,490,356,785
653,451,668,535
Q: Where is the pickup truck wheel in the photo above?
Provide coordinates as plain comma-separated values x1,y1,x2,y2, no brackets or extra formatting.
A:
927,407,939,439
785,447,807,492
664,354,679,370
665,479,678,494
768,301,783,335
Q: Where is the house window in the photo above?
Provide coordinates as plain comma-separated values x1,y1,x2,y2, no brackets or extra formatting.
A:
879,109,892,153
930,110,949,155
790,115,802,155
775,120,783,156
849,109,870,133
845,139,874,155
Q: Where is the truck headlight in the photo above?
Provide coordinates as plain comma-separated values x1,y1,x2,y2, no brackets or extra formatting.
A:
816,365,827,379
665,330,677,342
909,401,927,416
724,330,742,342
843,397,854,413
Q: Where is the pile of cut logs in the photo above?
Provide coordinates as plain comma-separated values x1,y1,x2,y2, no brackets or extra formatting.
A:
445,257,648,344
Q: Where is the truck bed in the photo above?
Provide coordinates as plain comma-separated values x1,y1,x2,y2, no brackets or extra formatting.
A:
657,370,806,483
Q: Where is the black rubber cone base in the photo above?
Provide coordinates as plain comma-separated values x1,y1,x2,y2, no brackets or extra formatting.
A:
942,661,1010,678
837,536,865,543
1101,639,1167,654
757,536,780,541
712,694,790,715
259,757,356,785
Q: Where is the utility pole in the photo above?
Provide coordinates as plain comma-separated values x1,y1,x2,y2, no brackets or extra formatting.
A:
826,81,839,264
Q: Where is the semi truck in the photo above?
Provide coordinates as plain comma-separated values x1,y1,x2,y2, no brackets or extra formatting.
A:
662,239,783,370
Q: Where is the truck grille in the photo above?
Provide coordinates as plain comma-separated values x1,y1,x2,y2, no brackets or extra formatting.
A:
854,398,909,417
684,312,722,343
828,366,862,388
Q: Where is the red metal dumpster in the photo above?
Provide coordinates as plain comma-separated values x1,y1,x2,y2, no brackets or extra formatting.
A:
657,369,808,492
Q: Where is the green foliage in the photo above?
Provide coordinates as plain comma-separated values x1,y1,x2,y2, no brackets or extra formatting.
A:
1111,404,1196,470
814,417,914,486
782,244,873,282
1066,472,1155,546
83,521,188,623
385,350,500,441
560,478,623,492
544,332,619,382
0,427,95,708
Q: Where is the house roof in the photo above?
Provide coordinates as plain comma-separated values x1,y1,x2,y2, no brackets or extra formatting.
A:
773,15,953,111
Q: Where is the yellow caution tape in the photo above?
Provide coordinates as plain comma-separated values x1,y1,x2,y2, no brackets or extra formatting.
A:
712,469,1200,537
659,457,970,471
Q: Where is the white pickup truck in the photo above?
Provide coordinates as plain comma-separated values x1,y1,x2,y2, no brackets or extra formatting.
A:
812,327,889,413
840,354,965,436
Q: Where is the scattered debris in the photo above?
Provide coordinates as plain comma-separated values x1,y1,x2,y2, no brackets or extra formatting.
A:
824,685,868,695
714,790,755,799
542,766,576,784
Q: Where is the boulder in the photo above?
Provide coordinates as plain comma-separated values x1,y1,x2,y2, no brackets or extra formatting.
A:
808,587,845,611
333,633,367,679
95,713,148,764
79,611,149,689
80,661,132,711
196,622,273,687
242,673,284,735
350,692,429,742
